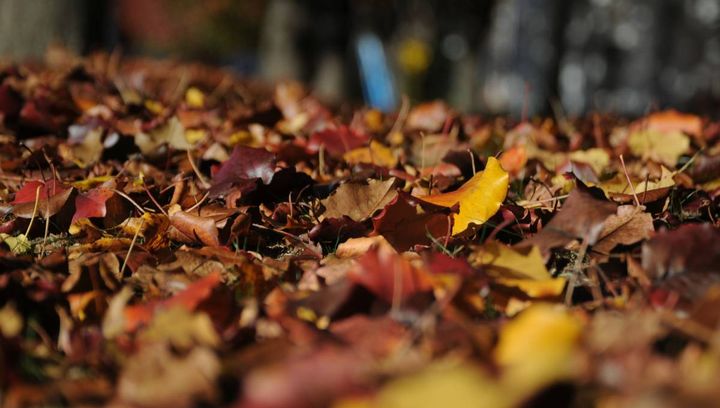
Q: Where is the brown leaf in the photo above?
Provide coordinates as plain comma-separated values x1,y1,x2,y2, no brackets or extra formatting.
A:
322,178,397,222
348,246,433,305
591,206,654,262
517,187,617,253
169,210,221,247
209,145,276,198
11,180,73,219
117,344,220,408
372,192,450,251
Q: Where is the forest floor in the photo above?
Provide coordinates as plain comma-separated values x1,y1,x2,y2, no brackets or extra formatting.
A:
1,54,720,408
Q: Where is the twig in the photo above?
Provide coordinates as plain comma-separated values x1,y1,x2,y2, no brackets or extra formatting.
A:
24,185,42,238
187,150,210,188
112,189,147,214
619,154,641,207
143,185,168,216
120,218,144,277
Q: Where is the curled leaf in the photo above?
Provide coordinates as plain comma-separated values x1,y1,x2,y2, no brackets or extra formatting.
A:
418,156,508,235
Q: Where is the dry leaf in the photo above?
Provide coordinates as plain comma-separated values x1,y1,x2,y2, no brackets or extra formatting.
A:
419,157,508,235
322,178,397,222
470,241,566,297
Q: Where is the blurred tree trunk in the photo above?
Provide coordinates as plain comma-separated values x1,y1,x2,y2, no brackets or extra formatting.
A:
0,0,85,59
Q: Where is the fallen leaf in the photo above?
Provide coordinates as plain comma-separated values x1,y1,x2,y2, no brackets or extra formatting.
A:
308,125,369,157
117,344,220,408
642,223,720,280
169,208,221,247
599,166,676,204
135,116,192,155
518,187,617,253
123,271,222,332
139,307,219,349
209,145,277,198
495,304,582,395
348,246,433,305
406,101,450,132
628,129,690,167
322,178,397,222
371,192,450,251
60,125,104,168
334,236,396,258
591,206,654,262
343,140,398,168
419,156,509,235
369,363,508,408
72,187,114,224
469,241,566,297
11,180,73,219
634,110,702,138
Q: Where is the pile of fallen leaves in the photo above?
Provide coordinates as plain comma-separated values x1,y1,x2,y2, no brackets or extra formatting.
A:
1,53,720,408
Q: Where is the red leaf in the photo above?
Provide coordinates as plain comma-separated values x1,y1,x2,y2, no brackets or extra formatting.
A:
123,271,222,332
348,247,432,304
72,188,114,223
209,145,276,198
307,125,369,157
372,192,450,252
12,180,73,219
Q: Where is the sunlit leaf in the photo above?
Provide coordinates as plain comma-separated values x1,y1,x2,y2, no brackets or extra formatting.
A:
418,156,508,235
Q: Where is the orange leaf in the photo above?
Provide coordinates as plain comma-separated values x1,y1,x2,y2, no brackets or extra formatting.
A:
123,271,222,332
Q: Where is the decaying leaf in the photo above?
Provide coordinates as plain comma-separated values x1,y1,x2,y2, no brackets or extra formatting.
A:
322,178,397,222
591,205,654,262
518,187,617,252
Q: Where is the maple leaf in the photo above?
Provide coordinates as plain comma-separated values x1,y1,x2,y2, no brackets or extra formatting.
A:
209,145,277,198
419,156,509,235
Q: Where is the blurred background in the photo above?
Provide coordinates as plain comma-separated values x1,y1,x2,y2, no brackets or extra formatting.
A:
1,0,719,117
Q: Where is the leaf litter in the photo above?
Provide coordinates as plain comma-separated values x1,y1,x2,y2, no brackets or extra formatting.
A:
1,53,720,408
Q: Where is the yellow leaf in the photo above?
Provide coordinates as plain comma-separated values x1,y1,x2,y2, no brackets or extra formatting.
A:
140,307,219,349
185,87,205,108
628,129,689,166
71,175,114,191
0,233,32,255
185,128,207,144
343,140,398,168
370,362,510,408
144,99,164,114
469,241,566,297
419,157,508,235
0,302,23,337
496,304,582,394
568,148,610,175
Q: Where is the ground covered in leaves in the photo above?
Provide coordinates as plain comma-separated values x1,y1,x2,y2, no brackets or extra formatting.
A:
2,54,720,408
